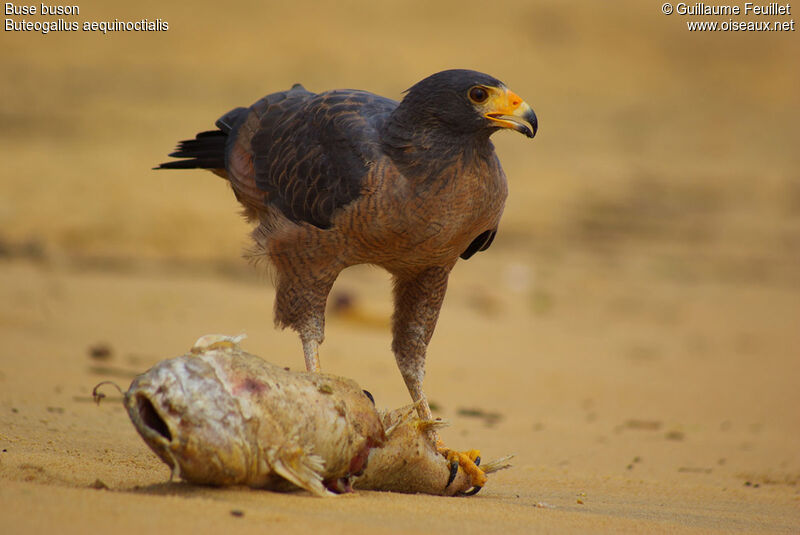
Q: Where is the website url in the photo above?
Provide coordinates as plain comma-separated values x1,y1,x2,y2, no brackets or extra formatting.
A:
687,19,796,30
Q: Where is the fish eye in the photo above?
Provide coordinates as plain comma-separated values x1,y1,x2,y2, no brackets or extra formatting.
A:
469,86,489,103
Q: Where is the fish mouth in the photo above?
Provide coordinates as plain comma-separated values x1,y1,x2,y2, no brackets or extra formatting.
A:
135,393,173,442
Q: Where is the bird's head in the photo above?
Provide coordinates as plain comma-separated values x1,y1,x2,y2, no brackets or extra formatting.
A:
398,69,538,139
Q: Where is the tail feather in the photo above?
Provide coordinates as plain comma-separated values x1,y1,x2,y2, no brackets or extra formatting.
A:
155,130,226,171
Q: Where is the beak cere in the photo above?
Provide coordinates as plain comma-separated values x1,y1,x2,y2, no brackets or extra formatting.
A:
485,88,538,138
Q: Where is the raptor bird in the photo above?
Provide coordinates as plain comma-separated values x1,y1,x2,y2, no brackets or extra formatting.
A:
157,69,537,492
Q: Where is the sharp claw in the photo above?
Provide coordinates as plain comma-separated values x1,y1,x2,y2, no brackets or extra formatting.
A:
463,485,482,496
362,389,375,405
474,455,481,467
446,459,459,488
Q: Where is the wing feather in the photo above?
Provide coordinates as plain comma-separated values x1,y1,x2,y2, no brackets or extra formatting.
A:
226,88,396,229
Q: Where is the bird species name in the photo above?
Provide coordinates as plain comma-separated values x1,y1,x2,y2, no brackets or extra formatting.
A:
5,3,78,15
5,3,169,34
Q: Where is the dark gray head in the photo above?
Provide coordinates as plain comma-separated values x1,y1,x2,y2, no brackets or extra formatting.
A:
397,69,537,139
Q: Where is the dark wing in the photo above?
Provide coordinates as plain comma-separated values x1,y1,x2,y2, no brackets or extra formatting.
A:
460,229,497,260
225,86,397,229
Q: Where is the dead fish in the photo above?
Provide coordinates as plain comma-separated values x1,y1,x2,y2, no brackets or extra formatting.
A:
124,335,383,496
106,335,511,496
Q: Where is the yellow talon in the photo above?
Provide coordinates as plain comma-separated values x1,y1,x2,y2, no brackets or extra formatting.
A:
437,441,488,488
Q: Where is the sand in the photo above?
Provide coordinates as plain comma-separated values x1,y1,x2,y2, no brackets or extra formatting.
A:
1,1,799,533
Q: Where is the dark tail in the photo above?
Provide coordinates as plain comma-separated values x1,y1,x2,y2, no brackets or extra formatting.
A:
155,106,248,171
154,130,227,171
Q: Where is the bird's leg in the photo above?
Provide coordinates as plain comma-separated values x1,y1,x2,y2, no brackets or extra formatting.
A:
272,266,337,374
391,266,487,492
391,266,449,424
301,336,321,372
294,310,328,373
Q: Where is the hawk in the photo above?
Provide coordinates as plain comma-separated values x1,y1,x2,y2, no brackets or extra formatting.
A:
158,69,537,492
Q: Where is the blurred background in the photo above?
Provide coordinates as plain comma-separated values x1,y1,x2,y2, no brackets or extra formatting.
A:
1,0,799,491
2,1,798,270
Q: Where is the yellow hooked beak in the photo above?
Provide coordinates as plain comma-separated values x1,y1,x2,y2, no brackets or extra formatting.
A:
483,88,538,138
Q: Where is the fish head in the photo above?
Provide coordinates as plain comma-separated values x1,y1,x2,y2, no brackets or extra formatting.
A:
124,355,250,484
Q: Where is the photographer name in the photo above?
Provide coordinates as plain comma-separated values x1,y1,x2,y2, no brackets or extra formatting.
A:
5,3,79,15
675,2,792,15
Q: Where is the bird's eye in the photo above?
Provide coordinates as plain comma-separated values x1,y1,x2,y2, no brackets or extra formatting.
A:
469,86,489,103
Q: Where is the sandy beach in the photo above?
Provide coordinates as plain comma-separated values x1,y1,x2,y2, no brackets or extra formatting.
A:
1,1,799,533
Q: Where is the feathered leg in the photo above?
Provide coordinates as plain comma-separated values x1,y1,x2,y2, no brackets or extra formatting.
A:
391,265,487,492
275,274,335,372
391,266,450,421
270,254,340,373
257,223,347,373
